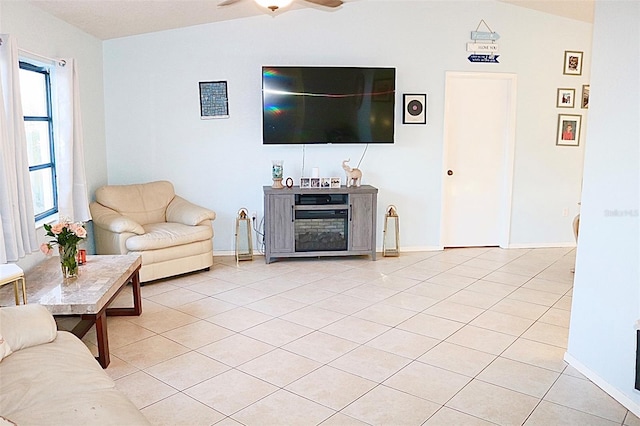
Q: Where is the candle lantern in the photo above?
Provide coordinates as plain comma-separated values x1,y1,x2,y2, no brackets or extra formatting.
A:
235,208,253,261
383,204,400,257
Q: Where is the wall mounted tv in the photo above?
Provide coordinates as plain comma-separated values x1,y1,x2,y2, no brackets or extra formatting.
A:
262,66,396,145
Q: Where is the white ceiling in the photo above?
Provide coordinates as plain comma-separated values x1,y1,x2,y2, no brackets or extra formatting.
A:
25,0,594,41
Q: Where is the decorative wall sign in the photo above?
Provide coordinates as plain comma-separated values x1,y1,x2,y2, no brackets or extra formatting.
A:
468,54,500,63
556,114,581,146
403,94,427,124
199,81,229,119
581,85,590,109
563,51,583,76
557,88,576,108
467,20,500,63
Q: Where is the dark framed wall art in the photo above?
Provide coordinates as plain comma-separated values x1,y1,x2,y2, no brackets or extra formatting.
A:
199,81,229,119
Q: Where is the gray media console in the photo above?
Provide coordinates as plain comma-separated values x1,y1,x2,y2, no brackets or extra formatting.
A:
263,185,378,264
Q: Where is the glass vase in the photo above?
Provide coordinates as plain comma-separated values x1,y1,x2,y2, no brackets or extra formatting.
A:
59,244,79,279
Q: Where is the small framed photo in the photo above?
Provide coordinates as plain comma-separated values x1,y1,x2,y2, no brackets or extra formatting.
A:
563,51,583,76
320,178,331,188
330,177,341,188
300,177,310,188
310,178,320,188
581,84,590,109
556,114,581,146
556,88,575,108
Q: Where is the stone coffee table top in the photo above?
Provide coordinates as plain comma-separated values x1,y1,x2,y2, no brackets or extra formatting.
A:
16,254,141,315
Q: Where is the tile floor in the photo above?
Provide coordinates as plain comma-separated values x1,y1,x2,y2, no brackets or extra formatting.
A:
75,248,639,425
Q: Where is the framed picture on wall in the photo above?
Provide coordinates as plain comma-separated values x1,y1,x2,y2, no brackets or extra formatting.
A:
199,81,229,119
581,84,590,109
556,88,576,108
556,114,582,146
563,51,583,76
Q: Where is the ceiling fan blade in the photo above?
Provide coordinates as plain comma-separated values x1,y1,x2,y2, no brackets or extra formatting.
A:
218,0,243,6
303,0,344,8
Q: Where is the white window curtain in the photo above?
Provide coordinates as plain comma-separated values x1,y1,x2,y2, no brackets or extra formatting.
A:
0,34,38,263
53,58,91,223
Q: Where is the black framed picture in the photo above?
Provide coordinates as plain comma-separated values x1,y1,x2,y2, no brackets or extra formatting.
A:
199,81,229,119
403,94,427,124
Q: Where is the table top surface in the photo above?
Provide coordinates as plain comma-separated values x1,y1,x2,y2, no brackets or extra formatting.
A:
0,254,141,315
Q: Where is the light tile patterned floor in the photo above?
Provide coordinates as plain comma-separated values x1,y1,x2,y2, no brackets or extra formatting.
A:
79,248,640,425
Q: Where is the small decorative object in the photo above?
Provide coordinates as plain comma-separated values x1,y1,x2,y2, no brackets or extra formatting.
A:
300,177,311,188
40,219,87,279
199,81,229,119
78,249,87,265
272,160,284,189
235,208,253,261
310,177,320,188
556,88,575,108
563,50,583,76
581,84,590,109
403,94,427,124
556,114,581,146
285,177,294,188
320,178,331,188
341,159,362,187
330,177,341,188
383,205,400,257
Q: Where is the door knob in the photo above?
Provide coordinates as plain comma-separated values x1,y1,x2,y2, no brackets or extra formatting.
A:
447,170,453,176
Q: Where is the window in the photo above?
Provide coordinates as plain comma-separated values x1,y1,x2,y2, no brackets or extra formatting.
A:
19,61,57,221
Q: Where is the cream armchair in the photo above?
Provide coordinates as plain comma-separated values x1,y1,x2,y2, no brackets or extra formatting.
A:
89,181,216,283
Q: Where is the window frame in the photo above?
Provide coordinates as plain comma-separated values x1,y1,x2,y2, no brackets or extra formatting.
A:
19,60,58,221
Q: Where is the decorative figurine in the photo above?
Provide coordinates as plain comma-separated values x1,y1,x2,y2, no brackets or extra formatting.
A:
341,159,362,187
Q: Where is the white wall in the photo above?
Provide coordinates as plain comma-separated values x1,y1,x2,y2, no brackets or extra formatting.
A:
1,1,106,270
566,0,640,414
103,0,592,253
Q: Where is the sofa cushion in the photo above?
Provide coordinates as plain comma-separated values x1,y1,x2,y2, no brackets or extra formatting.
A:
0,331,149,425
125,222,213,251
95,181,175,226
0,334,11,362
0,305,56,352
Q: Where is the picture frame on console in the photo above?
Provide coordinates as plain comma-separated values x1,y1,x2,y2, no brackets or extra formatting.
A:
300,178,311,188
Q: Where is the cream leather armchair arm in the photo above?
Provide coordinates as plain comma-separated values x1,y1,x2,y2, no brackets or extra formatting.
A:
166,196,216,226
90,202,145,234
90,202,145,255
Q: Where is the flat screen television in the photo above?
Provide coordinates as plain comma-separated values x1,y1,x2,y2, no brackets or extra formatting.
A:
262,66,396,144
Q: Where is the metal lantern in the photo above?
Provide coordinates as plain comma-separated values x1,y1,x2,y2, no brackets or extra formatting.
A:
235,208,253,262
383,204,400,257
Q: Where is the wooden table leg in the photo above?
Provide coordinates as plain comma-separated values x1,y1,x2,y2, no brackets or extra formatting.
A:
81,310,110,368
107,269,142,317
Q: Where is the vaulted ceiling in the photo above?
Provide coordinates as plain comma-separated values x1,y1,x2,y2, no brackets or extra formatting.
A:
25,0,594,40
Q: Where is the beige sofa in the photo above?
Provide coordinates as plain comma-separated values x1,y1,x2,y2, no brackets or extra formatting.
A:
0,304,149,425
90,181,216,283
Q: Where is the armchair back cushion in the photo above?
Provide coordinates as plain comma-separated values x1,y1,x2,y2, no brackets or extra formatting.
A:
95,181,175,226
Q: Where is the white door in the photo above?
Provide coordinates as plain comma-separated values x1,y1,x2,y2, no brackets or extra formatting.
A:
441,72,517,248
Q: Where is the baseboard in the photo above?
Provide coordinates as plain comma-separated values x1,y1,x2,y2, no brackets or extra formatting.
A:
564,352,640,418
395,246,443,252
507,242,577,249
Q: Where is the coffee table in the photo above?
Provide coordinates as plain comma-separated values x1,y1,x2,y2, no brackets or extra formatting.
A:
19,254,142,368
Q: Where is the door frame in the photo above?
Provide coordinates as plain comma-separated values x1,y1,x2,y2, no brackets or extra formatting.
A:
439,71,518,249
